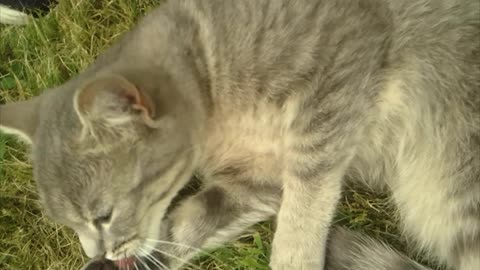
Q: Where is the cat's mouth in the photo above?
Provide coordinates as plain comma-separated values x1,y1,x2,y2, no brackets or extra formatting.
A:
114,257,136,269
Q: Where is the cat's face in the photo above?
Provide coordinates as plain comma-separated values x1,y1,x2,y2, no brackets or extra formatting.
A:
0,74,194,264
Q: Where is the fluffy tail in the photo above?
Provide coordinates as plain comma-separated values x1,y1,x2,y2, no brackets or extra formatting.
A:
325,227,431,270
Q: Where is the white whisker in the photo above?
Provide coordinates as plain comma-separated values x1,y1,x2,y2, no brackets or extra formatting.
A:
143,244,203,270
133,252,141,270
139,247,170,270
145,238,213,257
144,238,227,268
138,248,166,270
136,252,153,270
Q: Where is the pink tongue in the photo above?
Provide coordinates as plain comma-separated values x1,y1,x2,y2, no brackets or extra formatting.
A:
114,257,136,269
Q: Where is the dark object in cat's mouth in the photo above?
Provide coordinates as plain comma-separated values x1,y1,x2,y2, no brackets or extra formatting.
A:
81,257,116,270
81,256,139,270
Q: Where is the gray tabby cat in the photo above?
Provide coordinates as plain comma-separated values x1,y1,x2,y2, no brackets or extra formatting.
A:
0,0,479,269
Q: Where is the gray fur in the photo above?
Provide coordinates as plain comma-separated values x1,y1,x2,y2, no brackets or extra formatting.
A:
325,228,431,270
0,0,479,269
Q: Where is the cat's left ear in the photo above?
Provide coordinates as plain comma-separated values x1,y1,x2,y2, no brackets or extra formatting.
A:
0,97,41,144
74,75,159,128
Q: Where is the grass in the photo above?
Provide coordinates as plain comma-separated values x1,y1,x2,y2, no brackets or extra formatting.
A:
0,1,429,269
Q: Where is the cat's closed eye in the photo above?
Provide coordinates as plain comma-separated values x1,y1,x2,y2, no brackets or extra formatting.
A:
93,209,113,226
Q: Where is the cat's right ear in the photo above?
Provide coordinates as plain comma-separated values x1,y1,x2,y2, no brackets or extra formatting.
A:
0,97,41,144
74,75,159,129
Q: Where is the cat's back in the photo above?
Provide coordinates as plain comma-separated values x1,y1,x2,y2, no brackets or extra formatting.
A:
351,0,480,189
167,0,398,185
162,0,393,104
129,0,479,186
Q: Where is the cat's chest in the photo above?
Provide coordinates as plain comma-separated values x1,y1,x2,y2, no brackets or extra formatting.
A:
197,105,294,184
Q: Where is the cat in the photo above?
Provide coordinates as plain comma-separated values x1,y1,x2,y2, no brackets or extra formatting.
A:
1,0,479,269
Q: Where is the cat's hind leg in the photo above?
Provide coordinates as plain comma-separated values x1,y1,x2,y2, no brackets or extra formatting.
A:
325,227,431,270
391,150,480,270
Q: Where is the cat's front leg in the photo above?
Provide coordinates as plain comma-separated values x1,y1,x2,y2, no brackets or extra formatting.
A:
269,164,348,270
151,181,281,270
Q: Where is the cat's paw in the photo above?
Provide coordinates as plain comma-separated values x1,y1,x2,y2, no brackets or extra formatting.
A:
269,260,323,270
269,242,324,270
270,229,327,270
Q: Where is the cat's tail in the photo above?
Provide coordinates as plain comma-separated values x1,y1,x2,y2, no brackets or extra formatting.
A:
325,227,431,270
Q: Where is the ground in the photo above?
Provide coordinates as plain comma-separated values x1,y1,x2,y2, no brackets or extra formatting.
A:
0,1,427,269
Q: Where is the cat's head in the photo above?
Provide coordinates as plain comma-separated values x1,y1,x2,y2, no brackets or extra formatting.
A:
0,73,196,264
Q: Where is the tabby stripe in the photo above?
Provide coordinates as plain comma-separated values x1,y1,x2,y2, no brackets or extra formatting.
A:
130,152,182,194
452,229,480,263
190,28,214,114
253,0,273,98
292,160,335,181
147,155,193,208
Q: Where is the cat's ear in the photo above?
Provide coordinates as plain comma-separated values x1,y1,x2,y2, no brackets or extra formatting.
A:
74,75,158,128
0,97,41,144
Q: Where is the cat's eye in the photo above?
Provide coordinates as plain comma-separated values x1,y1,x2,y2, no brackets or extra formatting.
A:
93,209,113,226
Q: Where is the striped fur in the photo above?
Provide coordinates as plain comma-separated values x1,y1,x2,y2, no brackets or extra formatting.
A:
0,0,479,269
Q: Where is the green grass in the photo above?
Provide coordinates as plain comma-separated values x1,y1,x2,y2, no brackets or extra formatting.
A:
0,1,428,269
